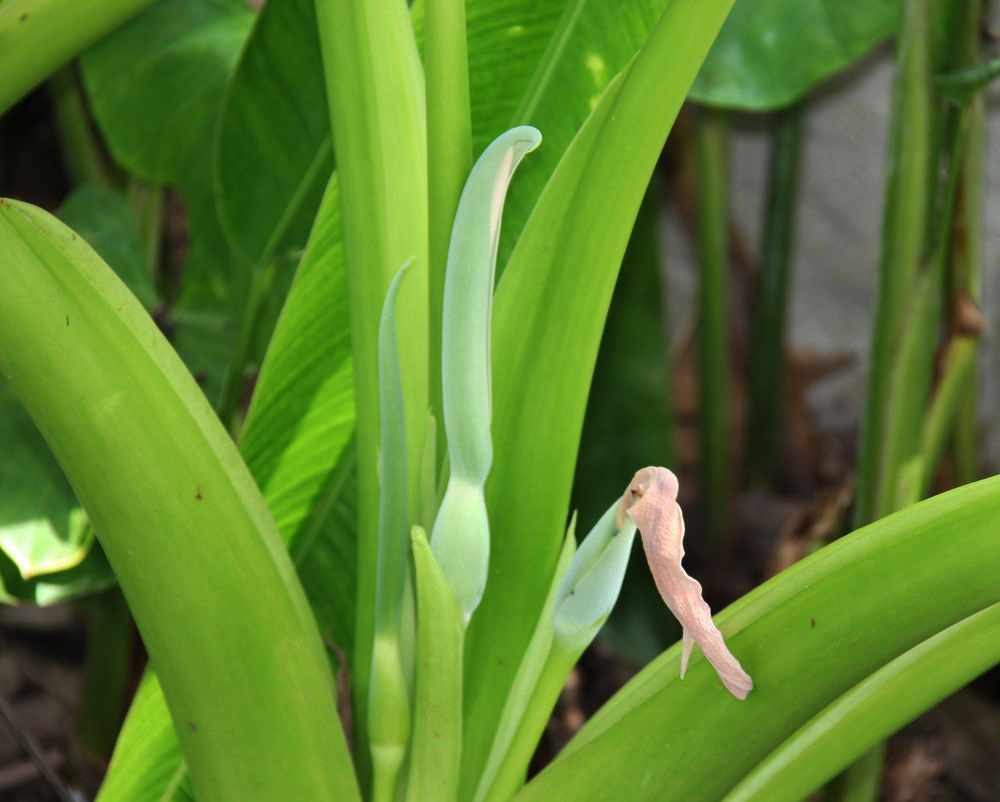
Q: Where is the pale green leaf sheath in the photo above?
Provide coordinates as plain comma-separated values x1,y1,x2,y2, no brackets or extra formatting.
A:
619,467,753,699
431,125,541,621
369,260,415,802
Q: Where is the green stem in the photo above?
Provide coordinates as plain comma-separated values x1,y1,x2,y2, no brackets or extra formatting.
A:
746,103,803,486
425,0,472,459
313,0,429,781
921,335,975,494
822,744,884,802
695,106,730,545
216,264,275,434
852,0,933,528
126,178,163,280
0,0,158,115
47,65,119,188
946,0,985,488
76,588,134,758
480,638,576,802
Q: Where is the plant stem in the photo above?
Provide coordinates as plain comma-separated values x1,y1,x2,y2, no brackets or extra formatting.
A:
76,588,134,758
0,0,158,115
47,65,119,188
425,0,472,458
313,0,429,782
746,102,803,487
852,0,933,528
216,263,275,434
695,106,730,545
126,178,163,280
945,0,985,488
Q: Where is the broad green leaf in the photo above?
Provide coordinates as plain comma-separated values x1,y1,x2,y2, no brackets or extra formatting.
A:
0,199,358,802
240,177,354,550
96,674,189,802
0,0,157,115
690,0,900,110
80,0,253,293
57,185,158,309
514,477,1000,801
0,384,90,584
98,176,356,802
406,527,464,802
725,602,1000,801
213,0,333,267
462,0,735,785
572,183,675,662
0,185,157,602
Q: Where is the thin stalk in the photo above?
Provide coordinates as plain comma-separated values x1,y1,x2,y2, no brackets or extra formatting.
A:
425,0,472,459
313,0,429,781
946,0,985,487
0,0,158,115
47,65,118,188
216,263,275,434
746,103,803,486
695,107,730,545
76,588,134,759
838,0,941,796
852,0,933,528
921,335,975,494
126,178,163,280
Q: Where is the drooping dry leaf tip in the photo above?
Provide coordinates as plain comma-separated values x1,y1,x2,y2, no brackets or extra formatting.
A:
618,467,753,700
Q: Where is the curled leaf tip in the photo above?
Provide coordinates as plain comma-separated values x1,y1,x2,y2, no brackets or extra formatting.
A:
620,467,753,700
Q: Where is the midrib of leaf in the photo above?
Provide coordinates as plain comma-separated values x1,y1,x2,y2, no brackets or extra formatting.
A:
512,0,588,123
256,137,333,267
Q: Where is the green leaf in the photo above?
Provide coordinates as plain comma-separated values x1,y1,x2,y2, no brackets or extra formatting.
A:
725,602,1000,801
0,185,160,602
0,383,90,585
572,182,676,663
485,0,667,266
98,175,357,802
0,199,358,802
57,185,158,309
462,0,735,785
690,0,900,110
406,526,464,802
96,673,189,802
514,477,1000,801
0,0,158,115
240,177,354,551
213,0,333,267
935,57,1000,105
80,0,253,291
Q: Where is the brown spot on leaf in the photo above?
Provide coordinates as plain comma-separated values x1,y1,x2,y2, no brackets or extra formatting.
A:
810,618,816,629
195,486,202,501
65,314,69,326
189,721,197,732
